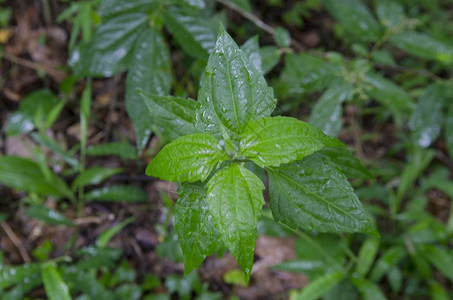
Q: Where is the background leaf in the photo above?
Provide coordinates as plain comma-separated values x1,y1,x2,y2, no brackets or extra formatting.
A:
25,205,73,226
296,271,343,300
72,167,123,189
98,0,157,19
86,142,138,161
41,264,71,300
85,185,148,202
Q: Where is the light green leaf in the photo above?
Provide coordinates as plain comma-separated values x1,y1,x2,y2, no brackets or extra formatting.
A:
390,31,453,63
125,27,172,151
146,133,228,183
72,167,123,189
267,155,377,235
0,156,73,199
409,84,446,148
314,147,373,179
85,185,148,202
163,6,218,59
175,183,222,275
309,80,353,136
446,100,453,159
375,0,405,28
206,164,265,280
196,26,276,137
422,245,453,281
238,116,344,168
26,205,73,226
139,91,199,142
355,237,380,277
86,142,138,161
41,264,71,300
69,13,148,77
273,26,291,48
98,0,157,18
350,277,387,300
323,0,381,42
241,36,263,74
429,280,450,300
296,271,343,300
97,217,134,248
6,90,60,136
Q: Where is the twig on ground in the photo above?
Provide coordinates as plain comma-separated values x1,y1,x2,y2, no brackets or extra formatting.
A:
1,221,32,263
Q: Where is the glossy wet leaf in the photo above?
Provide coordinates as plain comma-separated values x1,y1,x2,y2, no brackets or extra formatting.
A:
314,147,373,179
241,36,262,74
163,6,218,59
87,142,138,161
446,101,453,159
267,155,377,235
350,277,387,300
0,156,73,199
41,264,71,300
390,31,453,63
355,237,380,276
98,0,157,18
309,80,353,136
69,13,148,77
6,90,60,136
195,26,276,138
126,27,172,151
175,183,222,275
409,84,446,148
146,133,229,183
238,116,344,168
323,0,381,42
25,205,73,226
295,271,343,300
84,185,148,202
139,91,199,142
206,164,265,281
72,167,123,189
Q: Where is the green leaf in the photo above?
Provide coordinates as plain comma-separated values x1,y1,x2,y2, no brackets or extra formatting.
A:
309,80,353,137
241,36,263,75
238,116,344,168
163,6,218,59
125,27,172,151
175,183,222,275
272,259,325,274
323,0,381,42
259,46,280,75
229,0,252,12
295,271,343,300
96,217,134,248
25,205,73,226
0,273,41,300
86,142,138,161
350,277,387,300
0,263,41,289
115,283,142,300
62,267,114,299
267,154,377,235
314,147,373,179
355,237,380,277
139,91,199,142
30,132,79,168
390,31,453,63
41,264,71,300
69,13,148,77
85,185,148,202
0,156,73,199
409,84,446,148
195,26,276,137
273,26,291,48
98,0,157,18
6,90,60,136
446,100,453,159
375,0,405,28
206,164,265,280
369,245,406,281
74,246,122,270
146,133,229,183
422,245,453,281
72,167,123,189
429,280,450,300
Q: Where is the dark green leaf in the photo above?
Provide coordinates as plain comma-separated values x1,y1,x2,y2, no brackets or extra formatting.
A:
296,271,343,300
26,205,73,226
369,245,406,281
273,26,291,47
238,116,344,168
85,185,148,202
259,46,280,75
62,267,114,299
196,26,276,137
69,13,148,77
146,133,229,183
409,84,446,148
175,183,222,275
422,245,453,281
241,36,263,74
309,80,353,136
125,27,172,150
429,280,450,300
0,263,41,289
72,167,123,188
6,90,60,136
375,0,405,28
0,156,73,199
139,91,199,142
30,132,79,168
41,264,71,300
206,164,265,280
98,0,157,18
115,283,142,300
229,0,252,12
390,31,453,63
96,217,134,248
87,142,138,161
355,237,380,276
314,147,373,179
267,155,377,235
0,272,41,300
163,6,218,59
323,0,381,42
350,277,387,300
446,100,453,159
